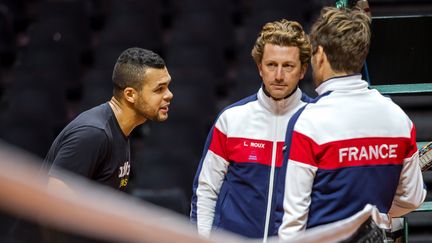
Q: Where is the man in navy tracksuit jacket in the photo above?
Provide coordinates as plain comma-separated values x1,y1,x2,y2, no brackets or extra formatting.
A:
279,7,426,240
190,19,312,239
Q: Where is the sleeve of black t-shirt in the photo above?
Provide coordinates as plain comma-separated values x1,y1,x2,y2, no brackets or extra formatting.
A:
49,126,110,179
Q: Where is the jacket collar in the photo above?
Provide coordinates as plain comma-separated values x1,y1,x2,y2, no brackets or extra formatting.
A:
257,86,303,115
315,74,368,95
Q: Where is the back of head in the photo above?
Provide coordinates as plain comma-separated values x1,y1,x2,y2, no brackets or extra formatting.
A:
310,7,371,74
251,19,311,66
112,47,166,98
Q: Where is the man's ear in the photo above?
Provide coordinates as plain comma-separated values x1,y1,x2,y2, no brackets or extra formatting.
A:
300,63,308,79
123,87,136,103
257,62,263,77
316,45,325,67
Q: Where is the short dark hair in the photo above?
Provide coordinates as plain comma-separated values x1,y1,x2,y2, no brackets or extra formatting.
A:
112,47,166,98
310,7,371,73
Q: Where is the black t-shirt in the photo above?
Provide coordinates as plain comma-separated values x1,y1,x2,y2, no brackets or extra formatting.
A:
43,103,131,190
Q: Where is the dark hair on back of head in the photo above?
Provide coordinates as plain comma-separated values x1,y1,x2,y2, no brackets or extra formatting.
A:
310,7,371,73
112,47,166,98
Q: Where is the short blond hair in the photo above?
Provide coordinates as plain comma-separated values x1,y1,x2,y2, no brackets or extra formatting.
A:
310,7,371,73
251,19,311,65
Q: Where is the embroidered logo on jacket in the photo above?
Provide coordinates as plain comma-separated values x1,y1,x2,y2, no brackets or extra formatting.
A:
243,141,266,148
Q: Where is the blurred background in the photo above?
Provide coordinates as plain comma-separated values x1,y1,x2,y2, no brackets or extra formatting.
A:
0,0,431,242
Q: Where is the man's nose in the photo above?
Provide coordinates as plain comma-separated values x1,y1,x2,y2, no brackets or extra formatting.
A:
165,89,173,100
275,66,284,81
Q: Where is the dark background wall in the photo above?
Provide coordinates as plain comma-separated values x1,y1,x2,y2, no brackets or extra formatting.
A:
0,0,323,212
0,0,431,242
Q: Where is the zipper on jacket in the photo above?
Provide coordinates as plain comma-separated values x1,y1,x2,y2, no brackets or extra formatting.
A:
263,114,278,243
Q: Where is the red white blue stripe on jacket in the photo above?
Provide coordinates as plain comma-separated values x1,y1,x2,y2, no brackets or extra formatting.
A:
191,87,310,238
278,75,427,240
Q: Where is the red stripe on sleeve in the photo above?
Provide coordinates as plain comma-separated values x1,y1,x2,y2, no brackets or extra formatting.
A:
209,127,228,160
406,125,418,158
289,131,319,167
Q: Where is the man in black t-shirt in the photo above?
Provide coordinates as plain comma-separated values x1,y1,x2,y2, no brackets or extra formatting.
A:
43,47,173,191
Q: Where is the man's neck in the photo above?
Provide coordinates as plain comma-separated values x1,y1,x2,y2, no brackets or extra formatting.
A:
318,67,350,87
323,69,349,81
108,97,146,137
262,84,297,101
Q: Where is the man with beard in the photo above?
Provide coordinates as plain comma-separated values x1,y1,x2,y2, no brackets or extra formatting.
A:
43,47,173,192
191,19,312,240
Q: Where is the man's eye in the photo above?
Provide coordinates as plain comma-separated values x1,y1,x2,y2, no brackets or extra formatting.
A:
266,63,277,69
283,64,294,70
